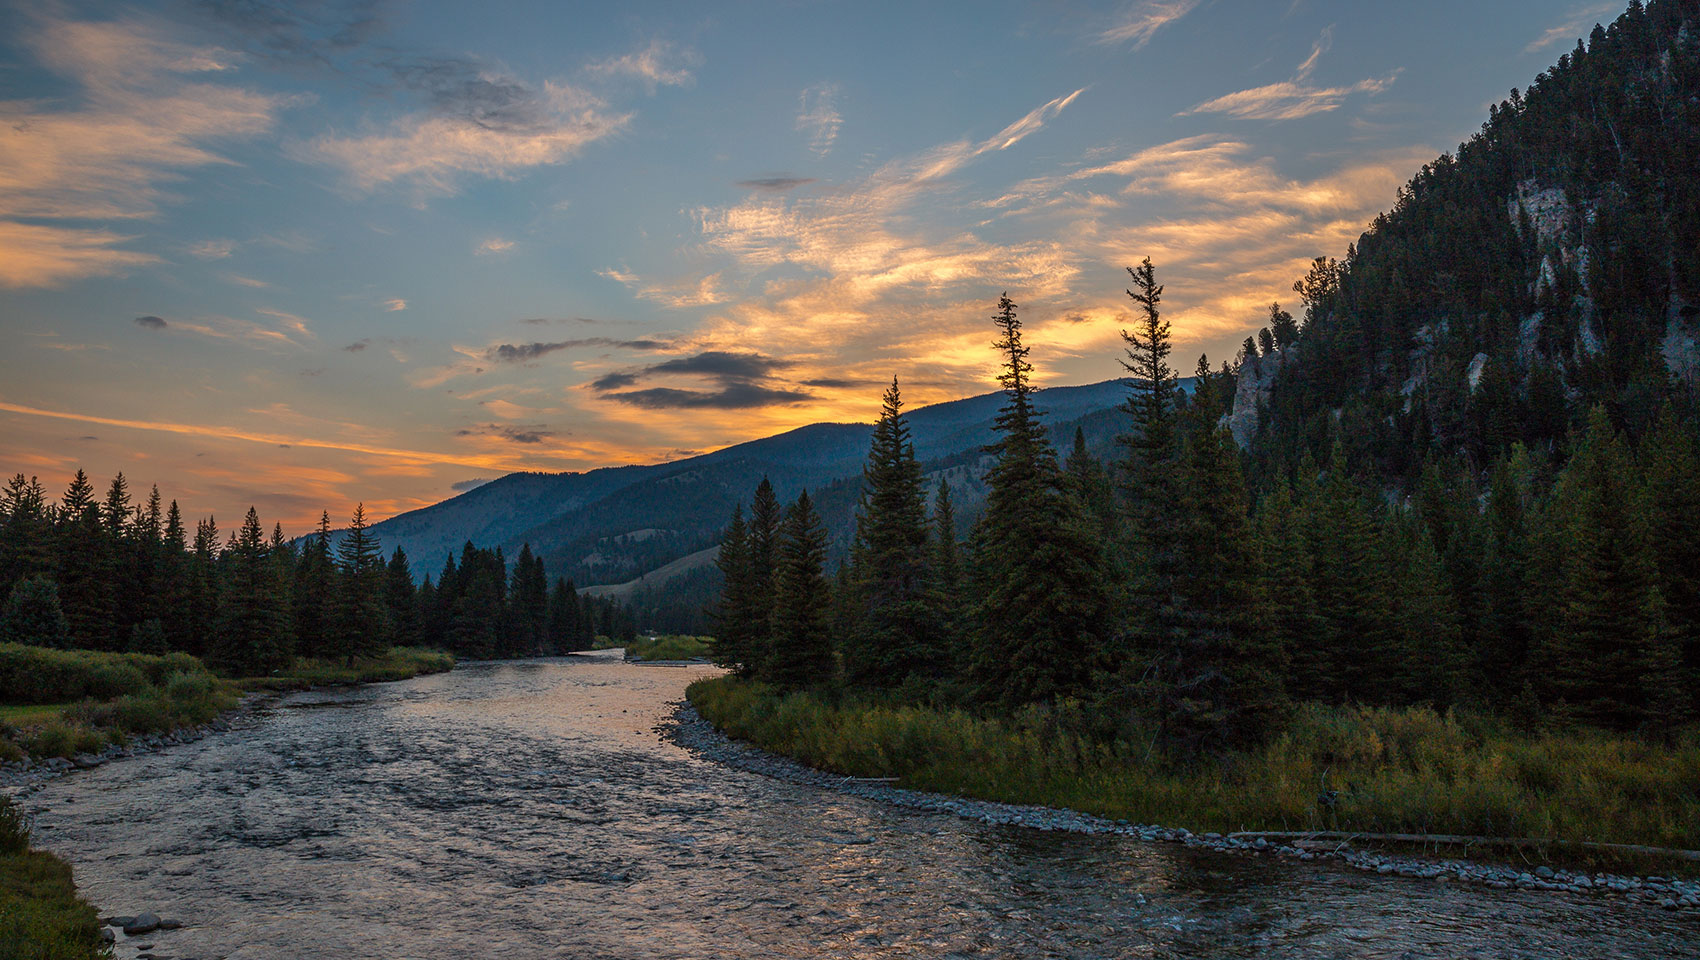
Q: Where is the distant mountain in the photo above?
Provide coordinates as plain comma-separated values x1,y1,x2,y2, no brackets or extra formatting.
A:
369,378,1187,597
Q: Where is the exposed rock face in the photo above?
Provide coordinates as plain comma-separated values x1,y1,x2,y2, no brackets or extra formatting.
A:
1227,345,1295,450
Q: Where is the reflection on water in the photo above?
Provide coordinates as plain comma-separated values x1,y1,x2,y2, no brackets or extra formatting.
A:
27,654,1700,959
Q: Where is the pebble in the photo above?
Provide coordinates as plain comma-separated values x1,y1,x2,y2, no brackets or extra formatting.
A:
667,702,1700,916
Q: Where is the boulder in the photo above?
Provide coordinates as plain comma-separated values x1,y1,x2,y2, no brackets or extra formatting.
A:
124,912,161,936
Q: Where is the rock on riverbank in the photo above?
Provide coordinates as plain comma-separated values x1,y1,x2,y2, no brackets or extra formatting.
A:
666,701,1700,914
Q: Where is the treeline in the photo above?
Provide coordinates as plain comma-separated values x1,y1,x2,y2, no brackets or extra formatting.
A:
0,472,633,674
715,271,1699,754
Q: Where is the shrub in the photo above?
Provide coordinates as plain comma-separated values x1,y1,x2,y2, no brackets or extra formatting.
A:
0,578,70,649
0,795,29,855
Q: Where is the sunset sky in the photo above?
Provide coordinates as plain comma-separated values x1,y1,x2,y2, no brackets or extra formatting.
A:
0,0,1622,531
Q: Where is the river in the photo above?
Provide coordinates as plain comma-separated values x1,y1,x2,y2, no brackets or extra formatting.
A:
23,652,1699,958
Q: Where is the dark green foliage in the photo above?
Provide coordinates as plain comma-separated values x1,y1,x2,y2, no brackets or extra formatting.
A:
1143,366,1286,752
331,504,389,664
711,505,760,673
765,490,834,689
0,578,70,649
211,508,292,675
1641,409,1700,713
1539,408,1682,729
971,295,1111,708
508,544,548,656
843,379,936,687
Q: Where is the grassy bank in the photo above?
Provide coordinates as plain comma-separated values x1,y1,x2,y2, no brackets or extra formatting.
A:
688,676,1700,860
1,796,104,960
0,643,453,760
624,635,712,661
0,643,234,762
236,646,455,691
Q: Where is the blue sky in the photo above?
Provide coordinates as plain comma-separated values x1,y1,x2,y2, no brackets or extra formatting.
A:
0,0,1626,528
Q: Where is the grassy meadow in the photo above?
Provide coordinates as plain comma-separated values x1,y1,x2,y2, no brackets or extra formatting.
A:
688,676,1700,863
1,795,105,960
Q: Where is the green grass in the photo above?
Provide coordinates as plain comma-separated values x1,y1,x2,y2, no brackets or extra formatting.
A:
0,796,106,960
688,676,1700,864
625,635,713,661
235,646,454,691
0,644,235,761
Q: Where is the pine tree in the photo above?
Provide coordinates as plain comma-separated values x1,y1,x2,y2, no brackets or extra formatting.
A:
1147,364,1285,752
1307,441,1394,703
211,507,292,674
971,294,1112,707
1388,518,1466,707
1640,409,1700,713
745,478,783,675
765,490,834,689
508,544,548,656
386,547,419,647
927,478,967,675
53,471,116,650
1118,259,1181,653
547,577,584,654
844,378,935,687
293,512,335,659
1541,408,1681,730
1477,450,1536,698
0,475,53,594
1255,480,1325,701
711,505,758,673
331,504,390,664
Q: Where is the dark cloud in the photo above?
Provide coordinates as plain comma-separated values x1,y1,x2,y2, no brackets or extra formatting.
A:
133,315,168,329
455,423,555,444
644,351,793,381
737,176,816,192
451,477,493,492
379,56,549,132
591,371,639,391
486,338,667,363
519,316,598,325
602,383,812,410
78,435,99,442
591,351,810,408
800,377,880,389
1062,313,1092,324
343,340,369,352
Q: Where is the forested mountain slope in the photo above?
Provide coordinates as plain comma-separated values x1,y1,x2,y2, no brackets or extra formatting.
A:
1248,0,1699,479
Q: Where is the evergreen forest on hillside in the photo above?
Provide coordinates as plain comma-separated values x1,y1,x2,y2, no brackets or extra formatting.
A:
0,473,634,676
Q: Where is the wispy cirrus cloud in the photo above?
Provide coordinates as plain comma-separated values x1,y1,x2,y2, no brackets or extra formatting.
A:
0,14,291,287
1180,28,1396,121
1182,73,1399,121
477,237,516,255
383,298,407,311
585,40,699,91
1526,2,1621,53
304,62,628,198
796,83,843,157
1096,0,1202,48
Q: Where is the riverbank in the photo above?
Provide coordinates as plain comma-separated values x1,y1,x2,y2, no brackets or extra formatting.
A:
0,644,454,769
682,676,1700,907
1,795,105,960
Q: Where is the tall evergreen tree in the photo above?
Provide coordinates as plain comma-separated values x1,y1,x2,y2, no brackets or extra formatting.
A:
331,504,390,664
745,478,783,675
54,470,116,649
844,378,935,686
386,547,419,647
1147,363,1285,752
971,294,1112,707
294,512,336,659
1541,408,1681,730
765,490,834,689
1640,409,1700,712
711,505,759,674
211,507,292,674
509,544,548,656
1118,259,1181,652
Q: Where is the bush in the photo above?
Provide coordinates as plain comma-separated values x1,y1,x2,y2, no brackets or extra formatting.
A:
0,795,29,855
0,643,213,705
0,578,70,649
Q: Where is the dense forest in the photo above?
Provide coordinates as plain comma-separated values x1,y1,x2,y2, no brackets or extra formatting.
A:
713,1,1700,750
0,472,635,674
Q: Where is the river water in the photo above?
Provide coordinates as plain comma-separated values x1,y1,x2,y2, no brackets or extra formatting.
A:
23,653,1699,959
